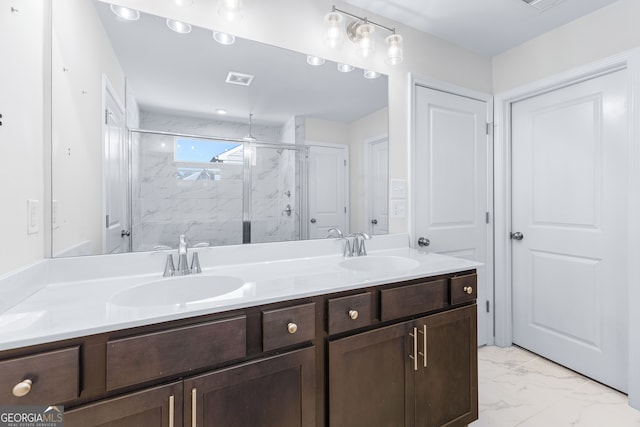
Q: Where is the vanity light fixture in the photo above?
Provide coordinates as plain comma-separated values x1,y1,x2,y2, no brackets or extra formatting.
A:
213,31,235,45
110,4,140,21
337,63,355,73
219,0,243,21
167,19,192,34
306,55,326,66
326,5,404,65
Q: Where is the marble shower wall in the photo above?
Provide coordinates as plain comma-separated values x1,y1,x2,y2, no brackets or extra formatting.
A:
130,110,302,250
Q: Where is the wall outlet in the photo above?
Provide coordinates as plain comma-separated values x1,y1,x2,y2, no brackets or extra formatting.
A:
27,199,39,234
391,199,406,218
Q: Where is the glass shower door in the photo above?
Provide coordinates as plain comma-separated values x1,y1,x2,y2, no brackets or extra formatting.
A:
246,144,306,244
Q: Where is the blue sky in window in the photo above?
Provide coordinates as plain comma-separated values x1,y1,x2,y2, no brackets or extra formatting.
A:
175,137,241,163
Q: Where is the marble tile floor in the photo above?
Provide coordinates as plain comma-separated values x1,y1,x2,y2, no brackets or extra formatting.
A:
470,345,640,426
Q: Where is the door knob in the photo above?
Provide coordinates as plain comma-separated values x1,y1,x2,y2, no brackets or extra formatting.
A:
418,237,430,247
121,230,131,237
510,232,524,241
310,218,317,223
371,219,378,225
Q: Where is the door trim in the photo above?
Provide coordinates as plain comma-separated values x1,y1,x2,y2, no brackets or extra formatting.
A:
408,74,494,346
364,134,388,235
493,48,640,408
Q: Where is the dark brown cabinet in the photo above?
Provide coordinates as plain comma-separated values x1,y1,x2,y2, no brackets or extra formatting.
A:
64,382,183,427
329,305,477,427
185,347,316,427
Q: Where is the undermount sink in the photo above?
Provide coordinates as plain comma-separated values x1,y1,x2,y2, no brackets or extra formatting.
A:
339,255,420,273
110,275,245,308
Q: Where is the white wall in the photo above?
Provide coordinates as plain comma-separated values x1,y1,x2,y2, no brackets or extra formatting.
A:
493,0,640,92
51,0,126,257
0,1,46,275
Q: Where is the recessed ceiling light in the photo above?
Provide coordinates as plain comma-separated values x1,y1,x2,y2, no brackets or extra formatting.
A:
337,63,355,73
215,109,227,115
213,31,235,45
306,55,326,66
172,0,194,6
363,69,380,79
166,19,192,34
110,4,140,21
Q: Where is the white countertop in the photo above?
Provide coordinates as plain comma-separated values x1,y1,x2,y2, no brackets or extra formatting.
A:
0,236,480,351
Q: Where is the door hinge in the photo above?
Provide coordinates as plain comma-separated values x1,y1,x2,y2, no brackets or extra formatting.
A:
105,214,110,228
344,206,347,213
486,122,493,135
344,159,347,166
105,109,109,125
486,300,490,313
486,212,490,224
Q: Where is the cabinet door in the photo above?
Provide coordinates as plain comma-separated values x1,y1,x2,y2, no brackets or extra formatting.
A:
184,347,315,427
64,382,183,427
415,305,478,427
328,321,413,427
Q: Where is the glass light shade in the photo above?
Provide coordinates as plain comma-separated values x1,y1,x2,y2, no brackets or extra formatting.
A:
219,0,243,21
110,5,140,21
213,31,235,45
166,19,192,34
363,69,380,79
356,23,375,57
306,55,326,66
324,12,344,48
386,34,403,65
337,63,355,73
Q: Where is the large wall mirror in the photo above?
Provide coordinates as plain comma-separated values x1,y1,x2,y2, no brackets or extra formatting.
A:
51,0,389,257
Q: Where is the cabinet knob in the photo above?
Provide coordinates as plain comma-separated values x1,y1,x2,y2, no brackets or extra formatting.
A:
12,379,32,397
463,286,473,295
287,322,298,334
348,309,359,320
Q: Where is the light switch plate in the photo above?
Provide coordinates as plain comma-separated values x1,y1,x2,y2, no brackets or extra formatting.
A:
390,179,406,199
27,199,39,234
391,199,406,218
52,200,60,230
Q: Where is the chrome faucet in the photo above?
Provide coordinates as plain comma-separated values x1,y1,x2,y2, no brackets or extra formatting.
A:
326,227,352,257
325,227,344,238
351,232,372,257
163,235,202,277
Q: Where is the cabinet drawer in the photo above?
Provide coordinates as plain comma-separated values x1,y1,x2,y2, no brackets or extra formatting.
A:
380,279,447,321
328,292,372,335
106,316,246,390
450,273,478,305
0,346,79,404
263,303,316,351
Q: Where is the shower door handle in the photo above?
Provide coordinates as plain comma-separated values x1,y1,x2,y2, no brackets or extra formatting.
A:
310,218,317,223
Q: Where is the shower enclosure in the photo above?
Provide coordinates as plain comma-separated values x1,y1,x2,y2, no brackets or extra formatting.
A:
129,130,307,251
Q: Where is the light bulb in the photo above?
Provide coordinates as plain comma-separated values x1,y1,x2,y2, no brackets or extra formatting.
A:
386,34,403,65
356,23,375,57
219,0,243,21
110,5,140,21
307,55,326,66
166,19,192,34
324,12,343,48
337,63,355,73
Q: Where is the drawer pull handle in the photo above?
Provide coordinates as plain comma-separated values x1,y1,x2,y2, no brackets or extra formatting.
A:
12,379,32,397
463,286,473,295
287,322,298,334
348,309,359,320
191,388,197,427
169,395,175,427
409,327,418,371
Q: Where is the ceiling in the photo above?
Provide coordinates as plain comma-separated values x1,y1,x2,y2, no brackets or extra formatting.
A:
342,0,620,56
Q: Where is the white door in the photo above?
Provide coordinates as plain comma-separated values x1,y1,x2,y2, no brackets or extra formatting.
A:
308,144,348,238
366,137,388,235
414,85,491,346
103,81,129,254
511,69,628,392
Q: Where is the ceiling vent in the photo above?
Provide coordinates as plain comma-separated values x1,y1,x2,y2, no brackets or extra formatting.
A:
225,71,255,86
521,0,566,12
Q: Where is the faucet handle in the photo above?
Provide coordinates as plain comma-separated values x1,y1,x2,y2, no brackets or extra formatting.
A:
163,254,176,277
190,252,202,274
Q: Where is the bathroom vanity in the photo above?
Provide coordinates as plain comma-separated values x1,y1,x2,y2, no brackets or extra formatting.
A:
0,239,478,426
